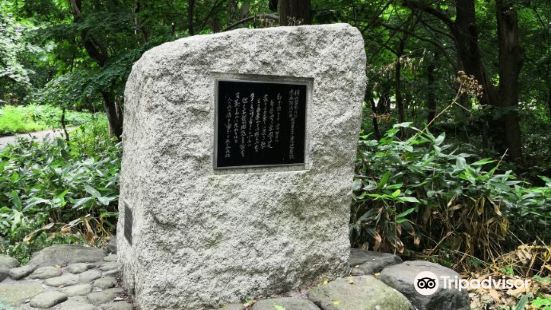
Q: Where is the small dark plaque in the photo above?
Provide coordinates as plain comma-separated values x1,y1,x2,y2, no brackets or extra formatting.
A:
124,204,133,245
215,80,307,168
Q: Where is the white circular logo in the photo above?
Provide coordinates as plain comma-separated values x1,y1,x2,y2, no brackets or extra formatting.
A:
414,271,439,296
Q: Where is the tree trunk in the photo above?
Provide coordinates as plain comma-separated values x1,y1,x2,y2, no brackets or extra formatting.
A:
278,0,311,25
427,55,437,124
101,91,124,138
452,0,523,161
395,38,406,136
61,107,69,142
404,0,523,161
451,0,505,152
380,81,392,114
395,56,405,123
188,0,195,35
496,0,523,162
366,88,381,140
269,0,278,12
70,0,123,140
452,0,498,107
547,87,551,120
228,0,238,23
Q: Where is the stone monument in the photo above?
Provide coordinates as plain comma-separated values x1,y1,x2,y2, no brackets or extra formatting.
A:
118,23,366,309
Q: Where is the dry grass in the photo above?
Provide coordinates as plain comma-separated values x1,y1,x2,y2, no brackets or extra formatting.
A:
465,243,550,309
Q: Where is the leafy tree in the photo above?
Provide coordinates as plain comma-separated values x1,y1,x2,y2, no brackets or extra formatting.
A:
0,11,32,103
1,0,549,171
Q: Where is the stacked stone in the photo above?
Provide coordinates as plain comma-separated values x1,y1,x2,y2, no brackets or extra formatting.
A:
219,249,470,310
0,244,133,310
2,246,471,309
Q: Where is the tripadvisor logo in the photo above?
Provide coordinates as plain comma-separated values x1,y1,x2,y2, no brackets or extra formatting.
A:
414,271,531,295
414,271,439,295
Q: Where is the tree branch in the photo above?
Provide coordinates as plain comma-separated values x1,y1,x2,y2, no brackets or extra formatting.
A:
417,14,454,41
223,14,279,32
198,0,226,32
380,22,455,67
402,0,454,30
69,0,82,17
69,0,108,66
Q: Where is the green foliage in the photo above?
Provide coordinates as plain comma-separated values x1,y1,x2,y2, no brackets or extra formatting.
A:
507,176,551,242
351,123,551,263
0,0,548,278
0,105,44,134
531,296,551,310
502,265,515,276
0,105,94,135
515,294,530,310
0,12,32,103
0,118,120,262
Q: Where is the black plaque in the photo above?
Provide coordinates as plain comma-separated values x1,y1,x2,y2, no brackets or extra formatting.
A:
124,204,133,245
215,80,307,168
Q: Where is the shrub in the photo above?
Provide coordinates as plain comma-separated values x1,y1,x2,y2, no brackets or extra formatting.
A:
351,123,550,268
0,117,120,262
0,105,45,135
0,104,94,135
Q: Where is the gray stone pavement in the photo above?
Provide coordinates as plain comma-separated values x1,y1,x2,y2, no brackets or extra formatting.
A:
0,128,71,150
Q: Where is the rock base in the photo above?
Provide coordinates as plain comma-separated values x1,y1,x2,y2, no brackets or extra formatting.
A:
1,246,471,310
0,245,132,310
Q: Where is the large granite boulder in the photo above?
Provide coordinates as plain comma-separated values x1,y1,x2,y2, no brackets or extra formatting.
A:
380,260,470,310
119,23,366,309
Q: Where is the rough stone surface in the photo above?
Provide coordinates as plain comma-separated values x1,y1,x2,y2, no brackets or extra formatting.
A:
100,262,122,272
44,273,79,287
29,266,62,279
30,291,68,308
102,269,120,277
87,287,124,305
218,304,244,310
105,238,117,254
252,297,320,310
9,264,37,280
0,243,473,310
61,283,93,297
66,295,90,303
56,295,90,307
349,248,402,275
119,23,366,310
94,276,117,289
0,281,43,307
99,301,134,310
307,276,413,310
0,255,19,269
0,267,8,282
104,254,118,262
57,302,96,310
66,263,94,274
29,245,104,267
380,260,470,310
79,269,102,283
